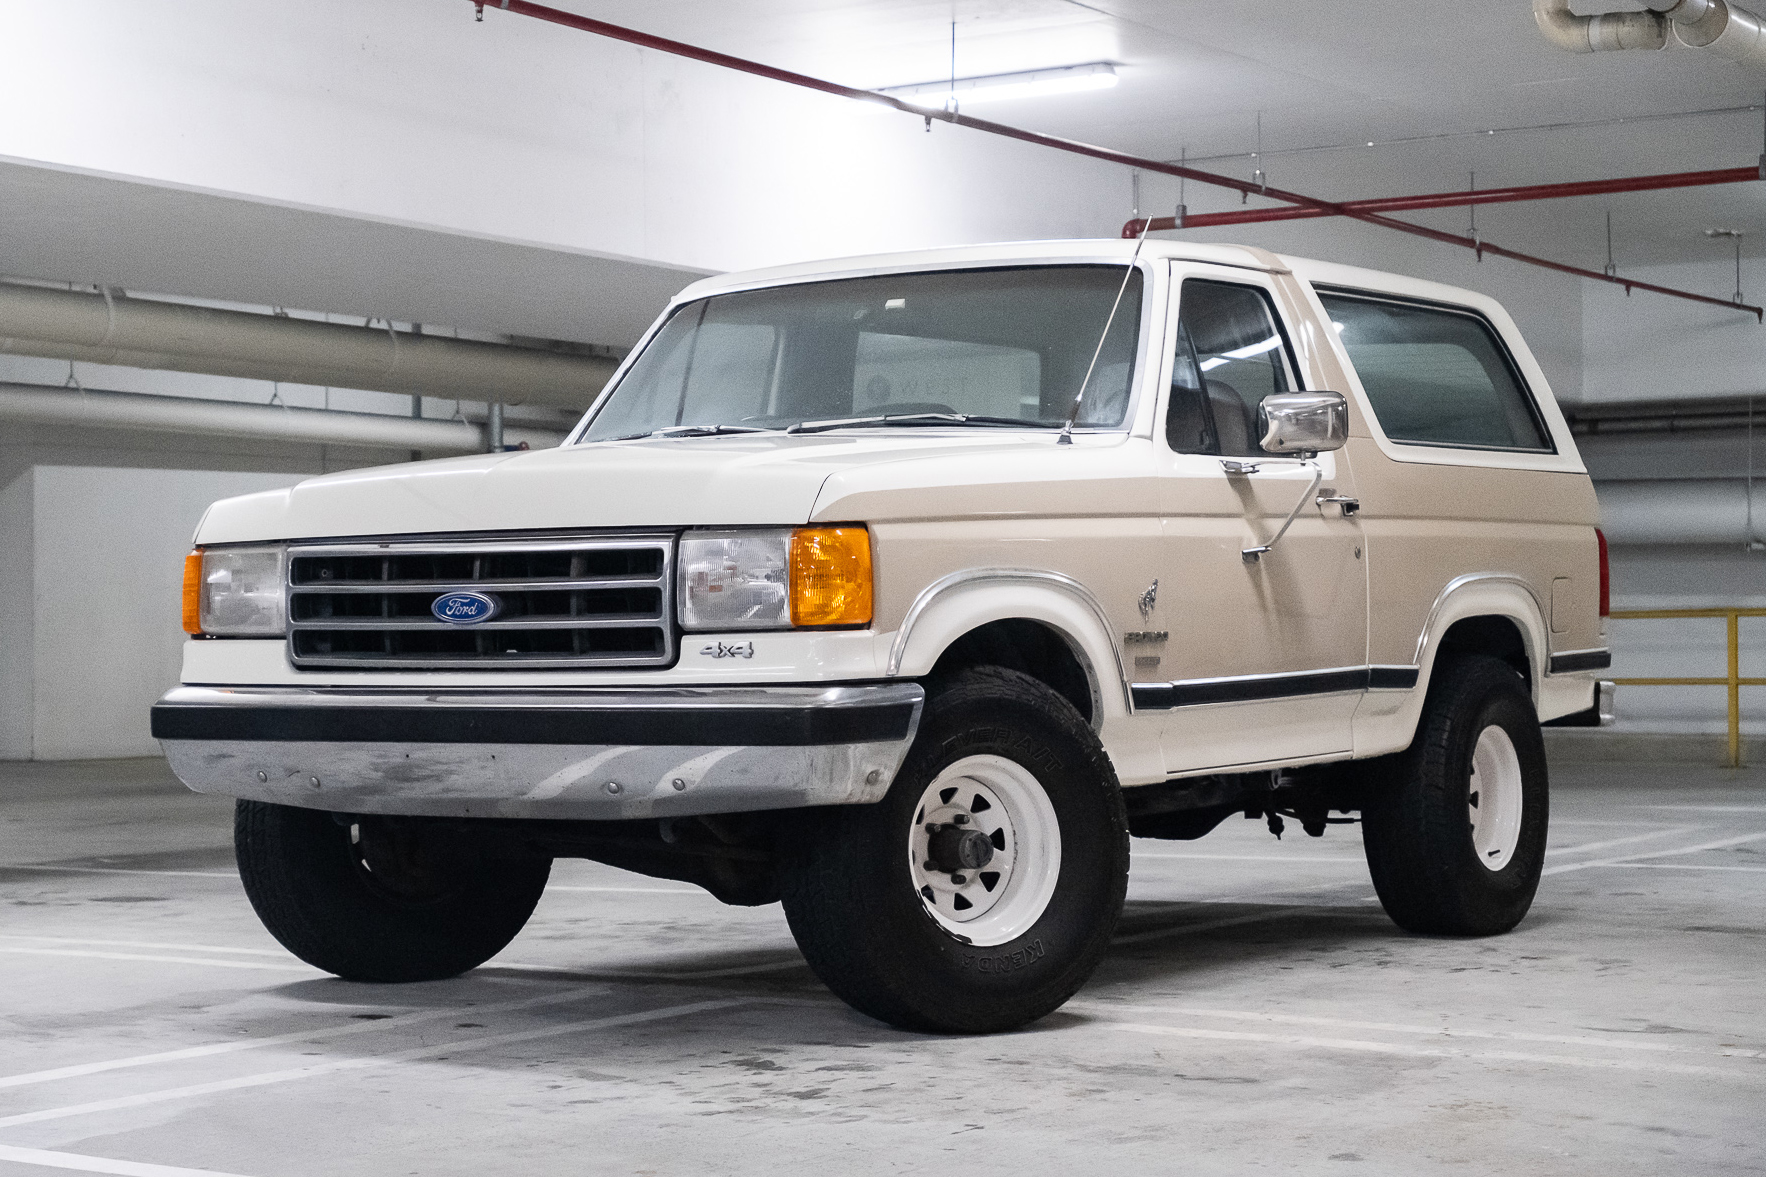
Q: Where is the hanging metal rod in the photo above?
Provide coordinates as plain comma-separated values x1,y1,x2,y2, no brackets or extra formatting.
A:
1121,166,1763,232
473,0,1764,323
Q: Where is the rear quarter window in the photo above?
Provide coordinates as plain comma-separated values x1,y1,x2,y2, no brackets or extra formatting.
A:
1316,290,1551,452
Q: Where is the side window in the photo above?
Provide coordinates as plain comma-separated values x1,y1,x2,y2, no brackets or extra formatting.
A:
1166,280,1296,456
1317,291,1551,452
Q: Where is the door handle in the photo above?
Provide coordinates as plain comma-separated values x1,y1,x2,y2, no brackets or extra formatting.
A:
1240,461,1324,564
1317,495,1360,516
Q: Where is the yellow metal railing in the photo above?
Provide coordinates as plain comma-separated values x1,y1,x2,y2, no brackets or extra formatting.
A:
1608,607,1766,767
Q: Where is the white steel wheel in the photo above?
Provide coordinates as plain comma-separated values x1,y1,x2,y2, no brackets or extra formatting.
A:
1468,724,1524,872
907,754,1061,948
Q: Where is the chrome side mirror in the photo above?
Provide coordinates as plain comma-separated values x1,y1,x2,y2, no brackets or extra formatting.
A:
1257,391,1348,455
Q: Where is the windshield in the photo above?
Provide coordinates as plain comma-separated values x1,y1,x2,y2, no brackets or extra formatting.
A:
578,264,1144,441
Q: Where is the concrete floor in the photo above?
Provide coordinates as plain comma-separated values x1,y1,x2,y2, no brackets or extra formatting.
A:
1,755,1762,1177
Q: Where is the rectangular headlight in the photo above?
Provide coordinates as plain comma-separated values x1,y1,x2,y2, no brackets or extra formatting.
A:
678,527,873,631
184,545,287,636
678,530,790,630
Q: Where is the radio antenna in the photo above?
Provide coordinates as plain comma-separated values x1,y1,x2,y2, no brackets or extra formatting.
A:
1059,214,1153,445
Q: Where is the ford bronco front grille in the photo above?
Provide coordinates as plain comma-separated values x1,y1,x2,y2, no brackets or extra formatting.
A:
286,535,675,669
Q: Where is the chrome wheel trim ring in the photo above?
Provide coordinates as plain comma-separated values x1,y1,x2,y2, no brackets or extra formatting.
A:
907,754,1062,948
1468,724,1524,872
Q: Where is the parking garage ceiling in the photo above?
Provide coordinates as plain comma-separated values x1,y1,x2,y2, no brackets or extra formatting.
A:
565,0,1766,266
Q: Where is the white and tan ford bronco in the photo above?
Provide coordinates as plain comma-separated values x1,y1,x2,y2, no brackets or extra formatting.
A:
154,239,1616,1033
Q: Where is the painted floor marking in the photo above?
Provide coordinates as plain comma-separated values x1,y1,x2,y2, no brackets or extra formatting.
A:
1604,862,1766,873
1108,1022,1754,1078
0,998,755,1131
0,936,288,958
1132,853,1363,863
1069,1003,1766,1060
0,1143,259,1177
0,948,313,973
1543,826,1699,857
1112,906,1347,947
545,885,703,894
494,957,807,981
2,866,236,880
1543,830,1766,876
0,983,613,1091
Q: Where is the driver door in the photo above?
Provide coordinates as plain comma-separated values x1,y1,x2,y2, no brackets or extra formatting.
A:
1145,266,1369,773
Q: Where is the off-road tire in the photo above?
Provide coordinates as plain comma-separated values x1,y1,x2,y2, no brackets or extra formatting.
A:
235,800,551,982
1362,655,1549,936
780,667,1129,1034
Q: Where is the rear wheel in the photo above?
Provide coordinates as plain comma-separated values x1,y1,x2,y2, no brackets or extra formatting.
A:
1362,655,1549,935
235,800,551,982
780,667,1128,1034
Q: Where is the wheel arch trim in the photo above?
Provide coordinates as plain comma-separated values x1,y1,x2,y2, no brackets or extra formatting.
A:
1412,573,1548,702
884,568,1133,719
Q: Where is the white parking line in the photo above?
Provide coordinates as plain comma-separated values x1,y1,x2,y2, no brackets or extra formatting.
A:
1108,1022,1753,1078
0,998,757,1131
1544,827,1699,857
0,936,289,958
1603,862,1766,873
0,1143,257,1177
1112,905,1353,946
0,948,312,973
1132,853,1363,863
2,865,236,880
0,984,612,1090
1543,830,1766,876
545,885,703,894
1068,1003,1765,1059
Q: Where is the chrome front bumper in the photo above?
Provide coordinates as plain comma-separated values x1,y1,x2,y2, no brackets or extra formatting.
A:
152,683,925,820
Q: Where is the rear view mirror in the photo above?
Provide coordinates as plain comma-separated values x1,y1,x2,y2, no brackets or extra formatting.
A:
1258,392,1348,454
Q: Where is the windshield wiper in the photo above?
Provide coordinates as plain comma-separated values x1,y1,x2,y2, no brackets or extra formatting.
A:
786,413,1056,435
600,424,770,442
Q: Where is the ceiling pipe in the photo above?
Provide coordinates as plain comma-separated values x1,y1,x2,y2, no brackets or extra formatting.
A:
477,1,1764,323
0,282,618,410
1535,0,1766,68
1597,479,1762,545
1123,166,1762,233
0,380,566,453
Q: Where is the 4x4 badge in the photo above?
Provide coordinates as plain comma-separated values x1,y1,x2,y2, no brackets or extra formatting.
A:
700,640,755,659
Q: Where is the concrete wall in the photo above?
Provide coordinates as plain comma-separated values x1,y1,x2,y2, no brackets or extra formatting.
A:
0,465,303,760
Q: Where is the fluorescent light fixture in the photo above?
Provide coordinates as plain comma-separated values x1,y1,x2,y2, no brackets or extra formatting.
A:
881,62,1117,108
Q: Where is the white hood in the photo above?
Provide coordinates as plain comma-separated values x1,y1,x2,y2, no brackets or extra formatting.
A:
193,432,1148,544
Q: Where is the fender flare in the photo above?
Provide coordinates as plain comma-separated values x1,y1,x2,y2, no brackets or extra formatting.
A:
883,568,1133,723
1412,573,1549,705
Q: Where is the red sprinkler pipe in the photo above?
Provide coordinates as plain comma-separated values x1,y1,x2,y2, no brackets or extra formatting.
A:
1124,166,1763,233
475,0,1764,323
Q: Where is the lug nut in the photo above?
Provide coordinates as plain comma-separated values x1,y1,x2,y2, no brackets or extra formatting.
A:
308,777,321,788
951,873,967,885
671,778,687,792
952,814,970,825
256,771,268,782
605,781,623,795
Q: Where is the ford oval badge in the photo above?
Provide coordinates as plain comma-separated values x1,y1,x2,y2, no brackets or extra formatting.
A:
431,591,500,625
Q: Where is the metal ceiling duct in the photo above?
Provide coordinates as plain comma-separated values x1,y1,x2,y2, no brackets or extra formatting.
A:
1535,0,1766,68
1597,479,1762,546
0,282,618,410
0,380,566,453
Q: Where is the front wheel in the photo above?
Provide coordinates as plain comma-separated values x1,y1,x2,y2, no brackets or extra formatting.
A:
235,801,551,982
780,667,1129,1034
1362,655,1550,936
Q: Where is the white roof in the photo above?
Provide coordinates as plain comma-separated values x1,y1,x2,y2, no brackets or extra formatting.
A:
674,238,1501,320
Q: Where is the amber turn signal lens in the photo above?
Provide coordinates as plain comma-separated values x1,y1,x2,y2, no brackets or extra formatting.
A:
181,550,204,635
789,527,873,628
